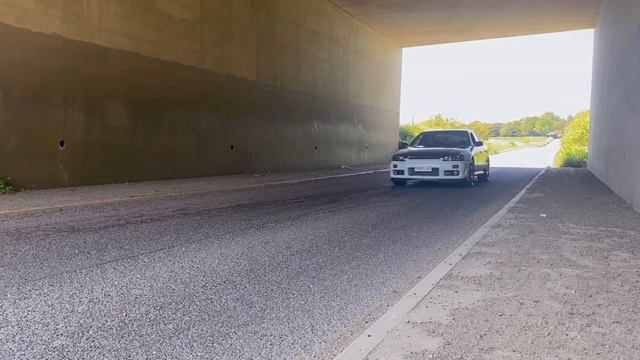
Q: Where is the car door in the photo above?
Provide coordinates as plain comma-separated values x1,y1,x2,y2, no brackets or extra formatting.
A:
470,132,489,169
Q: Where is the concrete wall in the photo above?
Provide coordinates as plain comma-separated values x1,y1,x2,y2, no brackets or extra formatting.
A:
332,0,601,47
0,0,401,188
589,0,640,211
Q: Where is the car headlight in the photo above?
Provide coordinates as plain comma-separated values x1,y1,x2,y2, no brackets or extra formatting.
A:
392,154,408,161
442,154,465,161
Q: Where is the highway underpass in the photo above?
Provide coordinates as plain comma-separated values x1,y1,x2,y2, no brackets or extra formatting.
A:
0,0,638,212
2,0,640,359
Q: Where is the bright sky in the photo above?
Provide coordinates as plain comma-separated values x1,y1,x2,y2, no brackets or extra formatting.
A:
400,29,594,124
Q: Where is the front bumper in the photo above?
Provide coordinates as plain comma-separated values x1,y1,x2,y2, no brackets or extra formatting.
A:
390,160,470,180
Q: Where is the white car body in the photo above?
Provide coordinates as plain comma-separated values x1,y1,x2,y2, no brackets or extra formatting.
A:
391,157,469,181
390,130,490,185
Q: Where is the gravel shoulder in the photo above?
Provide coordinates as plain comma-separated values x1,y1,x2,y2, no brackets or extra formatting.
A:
367,168,640,359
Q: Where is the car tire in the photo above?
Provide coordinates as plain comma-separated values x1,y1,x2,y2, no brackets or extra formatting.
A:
479,161,490,182
466,161,477,187
391,179,407,187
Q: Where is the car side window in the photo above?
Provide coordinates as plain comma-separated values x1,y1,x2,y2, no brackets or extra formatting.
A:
470,132,479,144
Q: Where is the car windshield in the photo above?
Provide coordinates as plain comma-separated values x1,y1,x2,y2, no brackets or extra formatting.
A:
410,131,472,149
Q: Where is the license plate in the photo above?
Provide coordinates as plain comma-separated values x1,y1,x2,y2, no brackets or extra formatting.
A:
414,166,432,172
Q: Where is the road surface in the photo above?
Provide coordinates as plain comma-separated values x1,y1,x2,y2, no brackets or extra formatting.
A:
1,147,554,359
492,139,560,168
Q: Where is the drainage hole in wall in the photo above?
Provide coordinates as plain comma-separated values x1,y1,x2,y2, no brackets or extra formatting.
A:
59,140,66,149
314,146,319,151
230,145,234,150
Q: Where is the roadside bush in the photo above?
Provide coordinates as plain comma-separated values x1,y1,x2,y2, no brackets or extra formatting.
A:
555,111,590,168
399,126,415,143
0,176,20,195
399,114,465,143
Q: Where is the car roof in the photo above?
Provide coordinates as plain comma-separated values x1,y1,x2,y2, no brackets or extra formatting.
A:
419,129,471,133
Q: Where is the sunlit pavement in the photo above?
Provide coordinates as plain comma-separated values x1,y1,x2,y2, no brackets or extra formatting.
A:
492,139,561,168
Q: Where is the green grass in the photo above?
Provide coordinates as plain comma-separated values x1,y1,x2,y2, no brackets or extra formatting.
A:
487,136,552,155
0,176,20,195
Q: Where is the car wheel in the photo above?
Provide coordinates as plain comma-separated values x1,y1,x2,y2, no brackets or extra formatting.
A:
467,161,477,187
479,161,490,182
391,179,407,187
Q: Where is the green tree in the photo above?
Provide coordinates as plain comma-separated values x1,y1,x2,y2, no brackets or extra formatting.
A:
399,126,415,143
535,112,565,135
398,112,571,142
487,123,502,138
467,121,492,140
500,122,522,137
555,111,590,167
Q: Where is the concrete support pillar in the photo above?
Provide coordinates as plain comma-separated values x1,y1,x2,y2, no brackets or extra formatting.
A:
589,0,640,211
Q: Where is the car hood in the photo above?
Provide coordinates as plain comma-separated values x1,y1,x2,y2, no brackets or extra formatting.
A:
394,147,471,160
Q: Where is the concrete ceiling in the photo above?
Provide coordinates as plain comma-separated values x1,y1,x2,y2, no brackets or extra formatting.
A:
331,0,602,47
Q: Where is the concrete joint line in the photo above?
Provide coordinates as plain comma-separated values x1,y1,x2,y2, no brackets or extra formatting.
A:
0,169,388,217
334,168,547,360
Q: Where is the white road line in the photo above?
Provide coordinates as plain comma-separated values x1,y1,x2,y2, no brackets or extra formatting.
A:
334,168,547,360
0,169,388,216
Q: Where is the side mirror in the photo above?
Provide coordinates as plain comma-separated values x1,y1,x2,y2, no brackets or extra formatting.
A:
474,141,484,147
398,142,409,149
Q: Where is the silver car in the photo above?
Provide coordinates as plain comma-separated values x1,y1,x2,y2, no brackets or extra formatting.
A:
390,129,490,187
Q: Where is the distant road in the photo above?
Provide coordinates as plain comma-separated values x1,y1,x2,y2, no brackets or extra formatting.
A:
3,147,551,359
492,139,561,168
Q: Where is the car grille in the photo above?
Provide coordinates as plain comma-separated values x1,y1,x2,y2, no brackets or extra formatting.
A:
409,168,440,176
407,154,443,160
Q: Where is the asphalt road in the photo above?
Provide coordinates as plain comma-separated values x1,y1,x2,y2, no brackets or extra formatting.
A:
491,139,560,168
2,166,542,360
